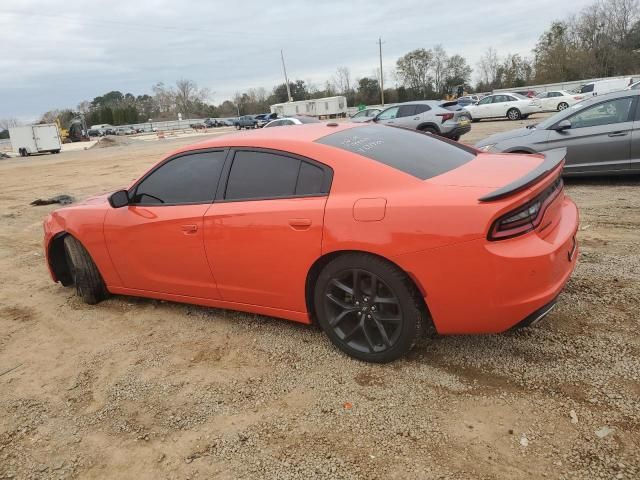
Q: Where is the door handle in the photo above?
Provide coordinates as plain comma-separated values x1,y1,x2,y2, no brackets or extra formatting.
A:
413,117,420,120
608,131,627,137
181,224,198,234
288,218,312,230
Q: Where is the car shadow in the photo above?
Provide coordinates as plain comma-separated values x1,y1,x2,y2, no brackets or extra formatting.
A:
563,174,640,186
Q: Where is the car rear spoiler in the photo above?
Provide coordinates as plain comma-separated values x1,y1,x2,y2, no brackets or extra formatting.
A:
478,148,566,202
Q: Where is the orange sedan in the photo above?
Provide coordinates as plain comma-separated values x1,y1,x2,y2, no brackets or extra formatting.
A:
43,123,579,362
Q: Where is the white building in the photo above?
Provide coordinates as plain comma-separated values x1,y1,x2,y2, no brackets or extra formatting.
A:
270,96,347,119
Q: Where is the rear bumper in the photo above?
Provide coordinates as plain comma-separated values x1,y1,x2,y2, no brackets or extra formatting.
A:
441,123,471,139
392,196,579,334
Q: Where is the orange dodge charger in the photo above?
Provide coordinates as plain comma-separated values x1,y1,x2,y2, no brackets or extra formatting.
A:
44,123,579,362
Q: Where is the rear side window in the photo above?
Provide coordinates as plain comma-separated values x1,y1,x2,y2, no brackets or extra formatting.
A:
133,151,225,205
316,125,476,180
414,104,431,114
225,151,329,200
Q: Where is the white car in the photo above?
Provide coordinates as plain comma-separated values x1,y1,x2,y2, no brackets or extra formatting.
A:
535,90,586,111
464,93,542,121
350,108,383,123
264,116,321,127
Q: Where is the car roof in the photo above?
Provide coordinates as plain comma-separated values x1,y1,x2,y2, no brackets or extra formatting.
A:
178,122,359,153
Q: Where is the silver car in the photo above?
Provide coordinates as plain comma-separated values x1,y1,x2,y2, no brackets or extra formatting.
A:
350,108,383,123
475,89,640,176
372,101,471,140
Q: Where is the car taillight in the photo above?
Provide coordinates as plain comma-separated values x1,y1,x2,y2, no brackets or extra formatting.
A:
436,113,454,123
488,176,563,240
573,96,584,100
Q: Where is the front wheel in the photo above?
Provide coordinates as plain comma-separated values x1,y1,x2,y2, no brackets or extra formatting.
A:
558,102,569,111
314,253,425,363
64,236,108,305
507,108,522,120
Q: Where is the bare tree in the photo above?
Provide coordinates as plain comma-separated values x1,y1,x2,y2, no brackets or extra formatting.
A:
0,118,20,130
333,66,353,95
431,45,449,94
174,79,210,117
477,47,499,86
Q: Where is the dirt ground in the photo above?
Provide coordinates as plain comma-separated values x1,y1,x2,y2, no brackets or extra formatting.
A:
1,117,639,479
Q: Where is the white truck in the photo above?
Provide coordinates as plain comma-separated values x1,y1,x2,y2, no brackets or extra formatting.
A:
9,124,62,156
270,96,348,119
580,77,632,97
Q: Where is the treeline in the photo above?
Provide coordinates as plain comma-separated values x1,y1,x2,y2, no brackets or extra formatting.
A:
4,0,637,131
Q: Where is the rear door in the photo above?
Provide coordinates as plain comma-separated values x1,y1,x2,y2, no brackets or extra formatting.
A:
203,149,332,312
33,125,61,151
490,95,511,117
546,96,634,174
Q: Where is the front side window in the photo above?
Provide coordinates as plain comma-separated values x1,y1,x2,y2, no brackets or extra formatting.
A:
397,105,417,117
352,111,367,118
568,97,634,129
133,151,226,205
225,151,328,201
478,96,493,105
377,106,399,120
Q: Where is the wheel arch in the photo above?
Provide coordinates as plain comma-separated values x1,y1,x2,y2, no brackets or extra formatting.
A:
416,122,440,133
48,232,73,286
304,249,432,328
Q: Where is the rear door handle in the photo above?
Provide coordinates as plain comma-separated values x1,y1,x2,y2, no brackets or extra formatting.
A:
288,218,312,230
608,131,627,137
181,224,198,234
413,116,420,120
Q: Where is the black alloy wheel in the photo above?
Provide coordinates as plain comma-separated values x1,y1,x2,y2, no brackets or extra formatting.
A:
314,253,425,363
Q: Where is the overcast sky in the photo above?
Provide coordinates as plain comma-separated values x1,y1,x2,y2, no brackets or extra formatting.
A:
1,0,586,121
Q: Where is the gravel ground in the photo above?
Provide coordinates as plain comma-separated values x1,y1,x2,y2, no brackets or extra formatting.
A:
0,116,639,479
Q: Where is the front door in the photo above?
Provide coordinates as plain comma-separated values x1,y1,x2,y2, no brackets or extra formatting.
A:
545,96,634,174
203,149,331,312
104,150,227,298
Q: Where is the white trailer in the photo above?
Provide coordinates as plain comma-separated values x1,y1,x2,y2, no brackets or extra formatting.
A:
9,124,62,156
270,96,347,119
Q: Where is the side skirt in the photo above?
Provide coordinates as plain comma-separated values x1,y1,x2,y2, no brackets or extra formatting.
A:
107,286,312,324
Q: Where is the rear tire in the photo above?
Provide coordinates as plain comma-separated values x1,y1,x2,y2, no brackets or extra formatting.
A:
63,236,108,305
314,253,425,363
420,126,437,135
558,102,569,111
507,108,522,120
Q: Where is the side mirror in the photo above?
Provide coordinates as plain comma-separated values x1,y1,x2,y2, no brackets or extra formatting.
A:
554,119,572,132
109,189,129,208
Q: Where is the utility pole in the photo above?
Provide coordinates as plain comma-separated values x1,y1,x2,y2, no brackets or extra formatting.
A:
378,37,384,106
281,49,293,102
